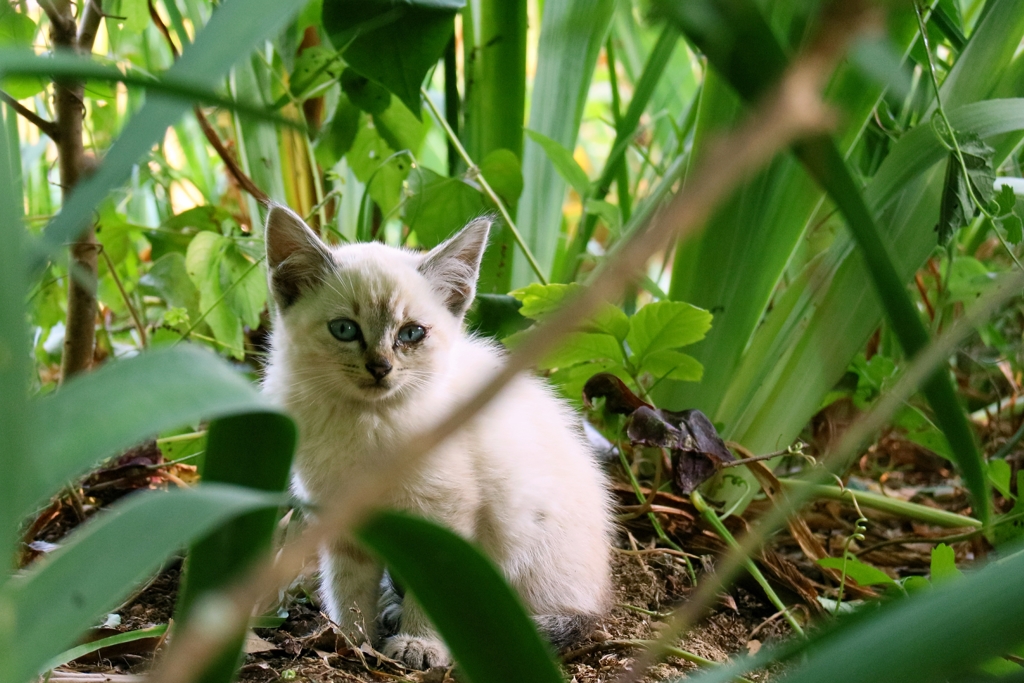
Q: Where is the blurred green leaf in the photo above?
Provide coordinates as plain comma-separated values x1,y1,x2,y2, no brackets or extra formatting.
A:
323,0,462,114
314,94,361,168
141,253,203,324
817,556,895,587
994,472,1024,546
340,67,391,115
26,346,269,519
290,45,341,100
373,98,425,154
929,543,963,584
937,133,995,244
2,484,282,683
989,458,1013,499
348,119,413,216
186,232,245,356
625,301,712,365
356,511,563,683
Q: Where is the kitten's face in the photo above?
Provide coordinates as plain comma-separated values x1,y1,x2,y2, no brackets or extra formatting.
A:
264,206,490,404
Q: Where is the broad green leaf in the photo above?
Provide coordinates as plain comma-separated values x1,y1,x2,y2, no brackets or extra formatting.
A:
929,543,963,583
140,253,203,324
626,301,712,364
289,46,342,100
479,148,524,207
186,232,244,355
817,556,896,587
510,283,629,340
373,99,426,156
314,94,361,169
549,360,629,405
341,67,392,115
39,0,310,260
1,485,282,683
175,413,296,683
24,346,269,519
356,511,563,683
404,167,486,248
466,294,530,341
524,129,590,199
643,349,703,382
220,242,266,331
538,332,623,370
0,5,42,97
514,0,614,285
324,0,462,114
347,118,413,216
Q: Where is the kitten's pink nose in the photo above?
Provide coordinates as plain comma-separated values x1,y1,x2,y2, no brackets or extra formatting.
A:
365,359,393,381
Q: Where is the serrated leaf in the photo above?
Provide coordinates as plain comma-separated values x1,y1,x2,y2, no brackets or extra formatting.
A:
538,332,623,370
510,283,629,340
930,543,963,584
626,301,712,364
642,349,703,382
1000,213,1023,244
524,128,590,198
818,556,896,587
995,183,1017,215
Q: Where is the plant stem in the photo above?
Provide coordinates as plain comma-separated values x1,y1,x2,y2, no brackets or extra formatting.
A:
778,478,983,529
98,245,147,347
421,85,548,285
691,491,805,637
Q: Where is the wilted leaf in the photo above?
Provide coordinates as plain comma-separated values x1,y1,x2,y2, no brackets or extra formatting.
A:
582,372,650,414
626,406,734,494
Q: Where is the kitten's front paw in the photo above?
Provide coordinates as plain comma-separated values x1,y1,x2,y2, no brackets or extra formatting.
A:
382,634,451,670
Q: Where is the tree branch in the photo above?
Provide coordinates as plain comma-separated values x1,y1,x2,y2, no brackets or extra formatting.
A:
0,90,58,139
77,0,105,52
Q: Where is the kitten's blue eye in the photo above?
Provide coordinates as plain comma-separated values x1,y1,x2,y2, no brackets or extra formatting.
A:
328,318,361,342
397,324,426,344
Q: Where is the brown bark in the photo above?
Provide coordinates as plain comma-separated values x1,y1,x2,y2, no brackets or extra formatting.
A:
42,0,103,382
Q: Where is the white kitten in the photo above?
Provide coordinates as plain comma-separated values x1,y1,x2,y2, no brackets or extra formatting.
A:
261,205,612,669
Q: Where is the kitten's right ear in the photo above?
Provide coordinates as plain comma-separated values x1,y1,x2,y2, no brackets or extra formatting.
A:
265,204,333,308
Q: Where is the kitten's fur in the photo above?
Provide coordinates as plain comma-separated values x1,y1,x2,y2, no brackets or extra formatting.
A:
262,205,612,669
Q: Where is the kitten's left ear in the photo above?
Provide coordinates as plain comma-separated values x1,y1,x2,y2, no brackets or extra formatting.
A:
418,216,492,318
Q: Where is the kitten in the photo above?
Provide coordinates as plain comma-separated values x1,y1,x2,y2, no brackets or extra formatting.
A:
261,205,612,669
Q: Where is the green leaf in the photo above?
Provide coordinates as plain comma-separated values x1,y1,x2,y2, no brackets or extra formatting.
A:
584,198,622,234
1000,213,1023,245
817,556,896,587
509,283,629,340
43,625,168,673
324,0,461,114
175,413,296,683
140,253,202,323
626,301,712,364
356,511,563,683
0,5,42,97
479,148,524,207
347,118,414,216
340,67,392,115
186,232,244,356
936,133,995,244
220,241,266,331
996,183,1017,215
1,484,283,683
642,349,703,382
404,167,486,248
514,0,614,285
315,95,362,169
988,458,1013,499
24,346,270,520
538,332,624,370
524,128,590,199
372,97,426,155
290,46,342,100
994,472,1024,546
929,543,963,584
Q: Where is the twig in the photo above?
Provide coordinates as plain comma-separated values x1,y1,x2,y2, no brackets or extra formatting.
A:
76,0,105,52
144,27,836,683
98,244,147,346
854,529,982,556
0,90,58,139
420,86,549,285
